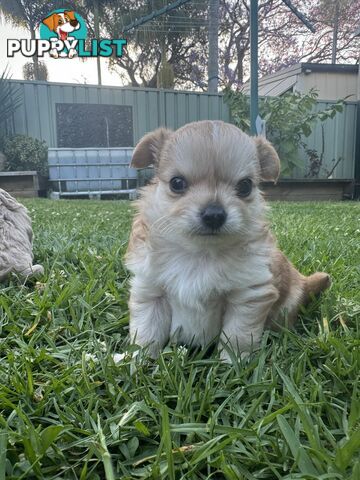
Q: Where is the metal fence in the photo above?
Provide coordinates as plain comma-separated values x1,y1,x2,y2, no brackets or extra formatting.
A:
7,80,358,185
8,80,230,147
295,101,358,179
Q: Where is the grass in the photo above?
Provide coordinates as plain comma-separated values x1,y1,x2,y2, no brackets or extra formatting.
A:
0,199,359,479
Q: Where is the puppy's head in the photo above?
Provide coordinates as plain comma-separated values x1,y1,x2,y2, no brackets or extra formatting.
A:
42,11,79,39
132,121,280,244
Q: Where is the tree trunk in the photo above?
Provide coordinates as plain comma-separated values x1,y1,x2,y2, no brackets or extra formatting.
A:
331,1,339,64
30,28,40,80
234,34,245,85
236,49,244,85
208,0,219,92
127,69,140,87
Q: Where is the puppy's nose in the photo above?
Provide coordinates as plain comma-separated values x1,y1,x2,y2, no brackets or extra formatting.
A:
200,203,227,230
70,19,79,27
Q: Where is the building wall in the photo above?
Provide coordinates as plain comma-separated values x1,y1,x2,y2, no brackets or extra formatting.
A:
297,72,358,101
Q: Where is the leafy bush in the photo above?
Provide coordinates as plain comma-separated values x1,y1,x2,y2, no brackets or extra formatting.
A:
23,61,48,81
3,134,48,176
224,89,343,176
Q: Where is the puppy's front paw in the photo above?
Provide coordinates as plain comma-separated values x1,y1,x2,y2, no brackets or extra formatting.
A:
18,264,44,279
130,339,162,360
144,343,162,360
220,348,250,364
50,49,59,58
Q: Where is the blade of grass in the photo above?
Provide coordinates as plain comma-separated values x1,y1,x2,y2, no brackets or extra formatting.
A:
0,430,7,480
275,365,321,452
335,428,360,471
160,404,175,480
277,414,318,475
97,417,115,480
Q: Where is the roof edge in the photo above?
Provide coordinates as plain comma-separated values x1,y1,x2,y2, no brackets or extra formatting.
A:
300,63,359,74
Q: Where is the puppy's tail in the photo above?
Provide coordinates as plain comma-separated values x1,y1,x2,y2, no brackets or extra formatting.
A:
303,272,331,304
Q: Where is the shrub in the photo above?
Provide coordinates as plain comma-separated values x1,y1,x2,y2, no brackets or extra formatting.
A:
23,61,48,81
224,89,343,176
3,134,48,176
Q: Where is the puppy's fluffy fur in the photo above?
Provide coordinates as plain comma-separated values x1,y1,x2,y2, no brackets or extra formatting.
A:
126,121,330,361
0,189,43,281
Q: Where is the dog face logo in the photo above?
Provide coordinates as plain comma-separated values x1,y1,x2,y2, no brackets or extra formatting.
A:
42,11,80,42
40,9,87,58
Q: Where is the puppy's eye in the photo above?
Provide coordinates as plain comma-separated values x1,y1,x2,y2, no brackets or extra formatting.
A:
58,19,63,25
236,178,252,198
170,176,188,194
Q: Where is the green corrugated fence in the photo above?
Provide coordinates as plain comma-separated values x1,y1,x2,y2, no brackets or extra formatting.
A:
8,80,230,147
7,80,357,180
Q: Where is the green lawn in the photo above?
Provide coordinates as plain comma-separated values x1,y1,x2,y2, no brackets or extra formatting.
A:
0,199,359,480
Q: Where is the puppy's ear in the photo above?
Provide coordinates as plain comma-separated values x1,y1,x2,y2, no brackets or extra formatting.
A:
254,136,281,182
65,10,76,21
131,128,172,168
42,13,57,32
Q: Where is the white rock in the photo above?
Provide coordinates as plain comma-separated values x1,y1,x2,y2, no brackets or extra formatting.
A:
112,353,127,363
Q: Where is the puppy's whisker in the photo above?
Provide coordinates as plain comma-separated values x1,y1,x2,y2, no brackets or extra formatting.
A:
155,218,172,232
150,217,172,234
156,220,177,237
151,215,169,230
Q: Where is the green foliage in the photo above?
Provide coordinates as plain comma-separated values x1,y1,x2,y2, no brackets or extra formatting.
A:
224,89,344,176
23,61,48,81
0,68,22,135
0,199,359,478
0,0,57,30
2,134,48,176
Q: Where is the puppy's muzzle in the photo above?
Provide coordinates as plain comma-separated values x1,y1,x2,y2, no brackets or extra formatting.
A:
200,203,227,230
70,19,79,27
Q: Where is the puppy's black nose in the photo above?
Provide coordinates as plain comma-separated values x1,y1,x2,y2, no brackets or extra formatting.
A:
70,19,79,27
201,203,227,230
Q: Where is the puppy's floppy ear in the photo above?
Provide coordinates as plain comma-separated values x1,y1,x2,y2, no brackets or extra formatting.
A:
131,128,172,168
65,10,76,21
254,136,281,182
42,13,57,32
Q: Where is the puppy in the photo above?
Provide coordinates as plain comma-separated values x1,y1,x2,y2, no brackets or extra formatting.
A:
42,11,80,58
126,121,330,361
0,189,43,281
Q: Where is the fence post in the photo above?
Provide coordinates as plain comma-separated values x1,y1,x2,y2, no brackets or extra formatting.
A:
354,101,360,199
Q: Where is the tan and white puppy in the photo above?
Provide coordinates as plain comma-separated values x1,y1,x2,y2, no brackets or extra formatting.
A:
126,121,330,361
